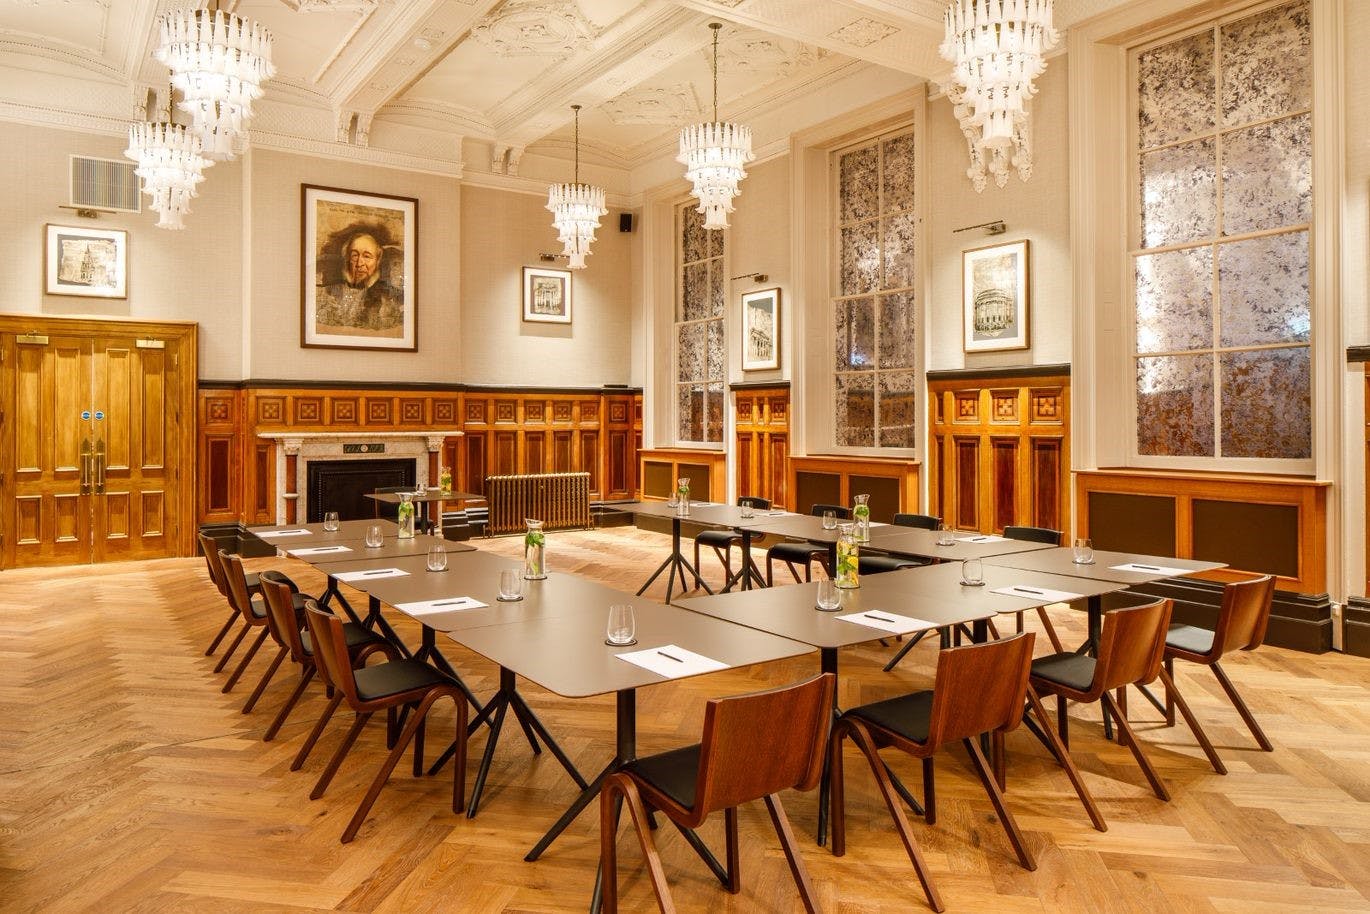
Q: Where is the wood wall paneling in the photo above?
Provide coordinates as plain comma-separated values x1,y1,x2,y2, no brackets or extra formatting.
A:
734,386,790,509
787,455,920,520
639,448,727,503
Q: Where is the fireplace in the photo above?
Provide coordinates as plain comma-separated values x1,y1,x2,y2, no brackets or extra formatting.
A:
306,459,415,522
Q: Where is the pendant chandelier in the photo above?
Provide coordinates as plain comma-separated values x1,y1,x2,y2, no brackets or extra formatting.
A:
940,0,1057,188
546,104,607,270
154,4,276,161
677,22,753,231
124,88,213,231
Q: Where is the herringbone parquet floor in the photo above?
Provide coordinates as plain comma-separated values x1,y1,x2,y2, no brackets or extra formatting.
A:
2,527,1369,913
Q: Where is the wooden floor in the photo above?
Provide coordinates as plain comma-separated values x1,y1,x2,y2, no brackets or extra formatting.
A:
3,527,1370,913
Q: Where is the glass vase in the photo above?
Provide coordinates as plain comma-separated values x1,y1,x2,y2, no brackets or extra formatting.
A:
524,518,547,580
397,492,416,538
439,465,453,495
852,493,871,543
835,523,860,589
676,477,691,517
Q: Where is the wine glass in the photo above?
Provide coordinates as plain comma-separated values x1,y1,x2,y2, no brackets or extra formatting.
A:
364,524,384,548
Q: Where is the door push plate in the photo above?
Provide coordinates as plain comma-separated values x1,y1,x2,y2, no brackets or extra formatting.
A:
16,333,49,345
136,338,165,349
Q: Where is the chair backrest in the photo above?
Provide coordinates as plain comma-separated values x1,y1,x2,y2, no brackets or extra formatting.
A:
1002,525,1063,546
926,633,1035,746
692,673,835,816
258,571,307,661
198,531,228,597
738,496,772,511
218,550,258,622
810,503,851,520
1214,574,1276,655
303,599,360,705
1093,599,1172,693
893,513,940,530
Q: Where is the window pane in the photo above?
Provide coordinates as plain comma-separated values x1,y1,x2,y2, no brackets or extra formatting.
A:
878,371,917,448
709,260,724,317
1135,247,1212,354
706,318,724,380
882,211,917,291
835,373,875,447
681,206,706,263
840,221,880,296
1221,114,1311,236
677,384,704,441
1220,1,1311,128
839,145,879,223
706,382,724,443
1220,347,1311,459
877,292,917,369
835,297,876,372
882,133,916,213
676,323,704,382
1138,30,1215,148
1140,138,1216,249
1136,354,1215,456
680,262,709,321
1218,231,1309,347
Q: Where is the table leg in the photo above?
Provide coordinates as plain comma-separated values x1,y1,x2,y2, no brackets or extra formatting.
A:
638,519,714,604
1086,595,1114,741
817,647,839,847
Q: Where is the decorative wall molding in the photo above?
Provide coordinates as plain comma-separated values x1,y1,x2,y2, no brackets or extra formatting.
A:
716,33,826,81
827,18,899,49
470,0,600,57
600,83,701,127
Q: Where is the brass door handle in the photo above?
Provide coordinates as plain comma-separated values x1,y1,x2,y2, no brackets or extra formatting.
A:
80,438,92,495
94,439,107,494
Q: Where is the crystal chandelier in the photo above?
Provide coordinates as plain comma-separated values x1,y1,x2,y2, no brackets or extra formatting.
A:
154,4,276,161
124,89,213,231
677,22,753,230
940,0,1057,190
546,104,607,270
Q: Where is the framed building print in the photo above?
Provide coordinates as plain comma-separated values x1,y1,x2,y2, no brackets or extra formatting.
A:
963,239,1029,352
741,287,781,370
301,184,417,351
523,266,572,323
45,224,127,299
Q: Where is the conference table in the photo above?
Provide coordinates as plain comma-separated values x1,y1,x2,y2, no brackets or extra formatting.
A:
626,499,724,603
366,487,482,533
873,527,1061,562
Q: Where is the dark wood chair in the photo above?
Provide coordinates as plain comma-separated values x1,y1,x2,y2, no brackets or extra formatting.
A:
693,497,771,586
256,572,395,742
766,504,849,586
600,673,835,913
300,600,468,843
217,550,288,693
1002,525,1066,652
198,531,258,666
1029,598,1217,801
1160,574,1277,761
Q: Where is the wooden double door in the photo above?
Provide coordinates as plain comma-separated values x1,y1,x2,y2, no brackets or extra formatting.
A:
0,316,198,567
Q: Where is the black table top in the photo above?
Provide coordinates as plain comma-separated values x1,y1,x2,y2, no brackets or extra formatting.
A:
284,533,474,565
366,489,481,505
250,518,397,545
983,547,1226,584
872,528,1059,561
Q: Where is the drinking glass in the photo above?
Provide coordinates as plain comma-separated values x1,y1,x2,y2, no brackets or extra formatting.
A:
322,511,339,532
606,604,637,646
415,480,427,495
821,510,837,530
815,579,841,611
1072,537,1095,565
936,524,954,546
739,499,755,519
426,544,448,572
498,568,523,601
960,558,984,586
666,491,680,508
364,524,384,548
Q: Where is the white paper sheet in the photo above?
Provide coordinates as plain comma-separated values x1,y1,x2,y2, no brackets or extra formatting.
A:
256,529,312,538
1109,562,1191,577
991,584,1084,603
835,611,938,635
332,567,409,582
396,596,488,616
287,544,354,556
616,644,728,679
957,534,1008,544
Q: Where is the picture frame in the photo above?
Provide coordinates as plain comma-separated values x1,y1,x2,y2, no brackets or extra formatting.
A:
962,239,1030,352
522,266,572,324
301,184,417,351
741,287,781,371
45,224,127,299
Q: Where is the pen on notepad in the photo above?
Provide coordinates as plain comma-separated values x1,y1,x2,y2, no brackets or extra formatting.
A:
657,650,684,662
360,569,393,577
1011,587,1045,596
864,613,897,623
970,536,989,542
1132,564,1161,571
433,600,465,607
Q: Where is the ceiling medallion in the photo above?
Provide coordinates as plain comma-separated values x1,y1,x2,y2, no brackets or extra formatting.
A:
600,84,701,127
546,104,607,270
471,0,599,57
677,22,753,231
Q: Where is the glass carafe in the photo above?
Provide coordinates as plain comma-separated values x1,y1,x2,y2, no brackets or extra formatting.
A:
438,464,453,495
835,523,860,589
524,518,547,580
676,477,691,517
396,492,416,538
852,493,871,543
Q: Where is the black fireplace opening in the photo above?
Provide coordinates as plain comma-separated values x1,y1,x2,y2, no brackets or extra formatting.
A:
307,458,415,522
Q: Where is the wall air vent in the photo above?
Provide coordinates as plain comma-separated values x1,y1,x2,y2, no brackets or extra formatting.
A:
69,155,141,214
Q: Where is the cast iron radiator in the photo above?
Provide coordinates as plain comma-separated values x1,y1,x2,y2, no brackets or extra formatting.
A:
484,472,593,535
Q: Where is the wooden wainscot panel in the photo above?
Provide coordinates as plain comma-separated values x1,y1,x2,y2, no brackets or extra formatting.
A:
1076,469,1329,595
639,448,727,503
734,385,790,509
787,455,920,523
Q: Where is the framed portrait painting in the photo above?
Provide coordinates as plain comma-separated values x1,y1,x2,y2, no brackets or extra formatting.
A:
962,239,1029,352
301,184,417,351
741,287,780,371
45,224,127,299
523,266,572,324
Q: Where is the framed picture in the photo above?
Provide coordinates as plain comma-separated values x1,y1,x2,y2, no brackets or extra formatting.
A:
963,239,1029,352
741,287,781,371
45,224,127,299
523,266,572,324
301,184,417,351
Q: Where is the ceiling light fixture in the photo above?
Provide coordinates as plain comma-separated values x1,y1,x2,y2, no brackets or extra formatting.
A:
940,0,1057,191
677,22,753,230
154,3,276,161
545,104,607,270
124,86,213,231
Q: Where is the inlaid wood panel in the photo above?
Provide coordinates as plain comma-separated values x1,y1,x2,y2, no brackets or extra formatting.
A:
734,385,789,508
929,372,1070,535
788,455,920,521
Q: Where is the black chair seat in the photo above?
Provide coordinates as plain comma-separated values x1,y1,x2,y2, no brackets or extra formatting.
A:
697,529,741,548
625,744,701,810
846,690,933,744
301,622,389,657
769,541,826,561
1165,623,1215,656
1029,653,1097,693
859,555,920,574
353,658,453,702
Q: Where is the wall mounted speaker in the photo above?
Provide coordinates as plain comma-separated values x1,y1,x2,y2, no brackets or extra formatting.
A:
619,212,634,233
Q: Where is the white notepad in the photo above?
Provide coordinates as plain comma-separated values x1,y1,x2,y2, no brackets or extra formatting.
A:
287,544,354,556
256,529,311,538
616,644,727,679
991,584,1084,603
1110,562,1190,577
332,567,409,582
836,611,937,635
397,596,487,616
958,534,1008,544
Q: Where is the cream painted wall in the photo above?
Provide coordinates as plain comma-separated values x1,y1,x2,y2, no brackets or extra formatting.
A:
459,184,633,387
726,155,792,386
0,121,245,379
926,62,1072,371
